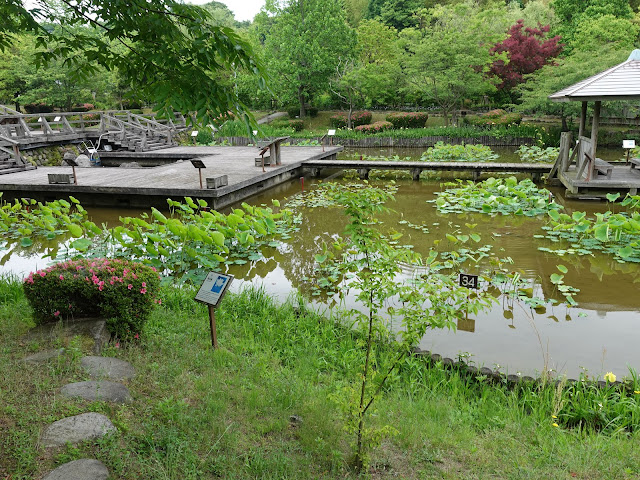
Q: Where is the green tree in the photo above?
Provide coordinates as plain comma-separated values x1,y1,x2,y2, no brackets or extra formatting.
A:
365,0,424,30
261,0,355,117
515,45,629,129
401,2,506,124
0,0,265,125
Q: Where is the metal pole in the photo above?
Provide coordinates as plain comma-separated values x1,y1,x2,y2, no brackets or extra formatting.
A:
208,305,218,349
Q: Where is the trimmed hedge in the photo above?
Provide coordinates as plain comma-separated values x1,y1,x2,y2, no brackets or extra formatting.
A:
329,111,373,128
23,258,161,338
385,112,429,129
24,103,54,114
70,103,95,112
272,119,305,131
354,121,393,134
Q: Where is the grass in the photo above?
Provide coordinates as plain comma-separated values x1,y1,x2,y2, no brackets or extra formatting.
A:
2,278,640,479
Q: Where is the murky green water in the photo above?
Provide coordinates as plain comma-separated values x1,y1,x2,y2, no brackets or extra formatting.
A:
3,152,639,379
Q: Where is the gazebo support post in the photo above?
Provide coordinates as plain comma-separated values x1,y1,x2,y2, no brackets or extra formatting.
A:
579,101,587,138
591,101,601,161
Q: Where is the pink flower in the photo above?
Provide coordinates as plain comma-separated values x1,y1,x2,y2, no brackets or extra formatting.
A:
59,275,64,280
115,342,120,348
109,280,114,285
98,285,103,291
141,282,146,288
39,271,46,277
127,284,133,290
134,333,139,339
53,310,60,317
140,288,147,294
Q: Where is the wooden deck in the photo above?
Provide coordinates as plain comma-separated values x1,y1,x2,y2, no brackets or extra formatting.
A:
558,163,640,198
0,146,342,209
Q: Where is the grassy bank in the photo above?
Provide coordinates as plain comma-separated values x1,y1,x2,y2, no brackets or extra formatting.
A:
2,279,640,479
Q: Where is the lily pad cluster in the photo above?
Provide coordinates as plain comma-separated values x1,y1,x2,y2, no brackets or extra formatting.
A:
540,205,640,263
1,196,298,283
431,177,562,216
420,142,499,163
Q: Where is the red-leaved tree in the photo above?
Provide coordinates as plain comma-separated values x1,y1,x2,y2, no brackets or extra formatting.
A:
489,20,563,92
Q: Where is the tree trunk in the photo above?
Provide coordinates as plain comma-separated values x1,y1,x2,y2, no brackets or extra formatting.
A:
442,109,450,127
298,84,306,118
347,99,353,130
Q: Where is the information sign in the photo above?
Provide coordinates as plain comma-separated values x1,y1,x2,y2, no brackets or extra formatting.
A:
195,272,233,307
195,272,234,349
459,273,479,289
623,140,636,149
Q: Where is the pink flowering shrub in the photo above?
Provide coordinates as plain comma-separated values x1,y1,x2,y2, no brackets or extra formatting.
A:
385,112,428,129
353,121,393,134
23,258,160,338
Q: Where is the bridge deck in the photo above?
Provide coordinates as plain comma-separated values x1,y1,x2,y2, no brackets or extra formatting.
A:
0,146,341,209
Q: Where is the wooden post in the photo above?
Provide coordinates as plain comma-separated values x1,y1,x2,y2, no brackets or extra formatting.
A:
208,305,218,349
72,165,77,185
198,168,203,189
579,101,587,138
591,101,601,162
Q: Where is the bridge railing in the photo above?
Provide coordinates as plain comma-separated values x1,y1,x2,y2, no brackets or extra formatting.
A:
0,134,27,165
0,110,186,143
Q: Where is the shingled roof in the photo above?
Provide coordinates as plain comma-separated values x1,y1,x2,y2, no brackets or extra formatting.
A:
549,50,640,102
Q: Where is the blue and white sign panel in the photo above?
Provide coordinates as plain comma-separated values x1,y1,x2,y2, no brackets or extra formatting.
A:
195,272,234,307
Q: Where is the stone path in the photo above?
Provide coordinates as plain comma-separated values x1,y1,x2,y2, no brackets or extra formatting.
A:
61,380,132,404
22,317,138,478
42,459,109,480
39,413,117,447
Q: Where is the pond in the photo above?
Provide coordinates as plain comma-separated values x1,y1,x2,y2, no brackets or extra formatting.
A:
3,157,639,380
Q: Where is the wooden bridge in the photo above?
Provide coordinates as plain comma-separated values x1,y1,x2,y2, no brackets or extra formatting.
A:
302,159,552,181
0,105,187,174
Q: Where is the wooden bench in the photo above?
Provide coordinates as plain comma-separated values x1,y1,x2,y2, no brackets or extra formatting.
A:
48,173,75,184
593,158,613,179
256,136,289,168
206,175,228,189
630,157,640,169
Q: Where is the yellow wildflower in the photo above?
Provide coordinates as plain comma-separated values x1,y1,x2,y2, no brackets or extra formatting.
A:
551,415,557,419
634,390,640,395
604,372,616,383
552,423,559,427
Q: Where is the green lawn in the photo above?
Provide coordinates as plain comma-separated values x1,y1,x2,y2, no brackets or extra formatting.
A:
2,281,640,479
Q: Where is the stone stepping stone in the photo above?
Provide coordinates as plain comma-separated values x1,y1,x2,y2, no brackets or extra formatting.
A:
23,318,110,354
61,381,132,404
80,356,135,380
23,348,64,364
42,459,109,480
40,413,116,448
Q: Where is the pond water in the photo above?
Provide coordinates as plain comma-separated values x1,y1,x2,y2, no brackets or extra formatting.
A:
3,150,639,379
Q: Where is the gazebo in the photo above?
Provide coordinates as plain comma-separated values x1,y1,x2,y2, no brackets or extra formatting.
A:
547,50,640,196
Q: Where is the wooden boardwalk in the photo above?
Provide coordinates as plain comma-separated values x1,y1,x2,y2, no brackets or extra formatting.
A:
0,146,341,209
303,159,553,181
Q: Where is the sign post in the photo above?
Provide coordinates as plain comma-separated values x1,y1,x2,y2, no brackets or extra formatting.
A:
459,273,479,323
190,159,206,189
623,139,636,165
195,271,234,348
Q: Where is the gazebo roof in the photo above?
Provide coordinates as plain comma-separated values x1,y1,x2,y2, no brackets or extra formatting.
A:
549,50,640,102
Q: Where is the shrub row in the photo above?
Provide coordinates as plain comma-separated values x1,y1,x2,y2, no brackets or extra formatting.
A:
23,258,160,338
329,111,373,128
23,103,54,114
354,121,393,134
385,112,429,129
272,119,305,132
